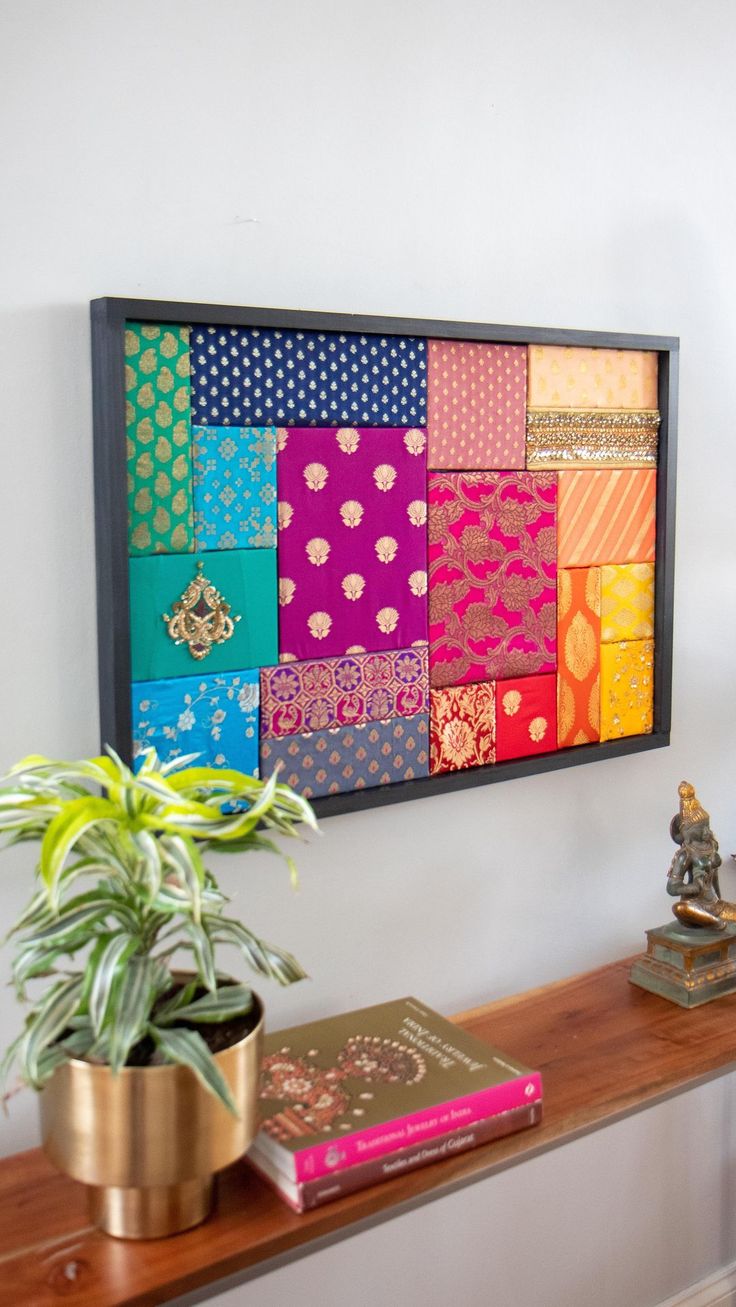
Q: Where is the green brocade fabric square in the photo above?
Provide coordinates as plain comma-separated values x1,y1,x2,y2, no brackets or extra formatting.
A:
130,551,278,681
125,323,194,555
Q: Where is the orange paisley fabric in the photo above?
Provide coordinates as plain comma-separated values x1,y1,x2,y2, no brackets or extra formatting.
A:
557,567,601,748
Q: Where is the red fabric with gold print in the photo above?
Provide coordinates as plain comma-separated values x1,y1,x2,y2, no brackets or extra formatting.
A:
429,683,496,775
495,674,557,762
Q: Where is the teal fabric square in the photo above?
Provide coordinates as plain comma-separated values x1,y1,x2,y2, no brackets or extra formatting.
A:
130,550,277,681
132,670,259,775
193,425,278,552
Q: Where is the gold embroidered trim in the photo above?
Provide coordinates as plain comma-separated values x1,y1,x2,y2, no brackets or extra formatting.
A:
163,561,240,660
526,408,660,468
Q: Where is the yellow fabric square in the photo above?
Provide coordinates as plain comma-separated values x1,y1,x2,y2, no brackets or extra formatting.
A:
600,564,654,643
600,639,653,741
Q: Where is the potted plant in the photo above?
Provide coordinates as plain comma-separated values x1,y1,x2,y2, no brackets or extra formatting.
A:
0,747,316,1238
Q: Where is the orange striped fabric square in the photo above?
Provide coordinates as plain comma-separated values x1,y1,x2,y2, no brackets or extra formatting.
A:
557,469,656,568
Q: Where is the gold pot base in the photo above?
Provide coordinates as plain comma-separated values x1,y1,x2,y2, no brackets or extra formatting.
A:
88,1175,215,1239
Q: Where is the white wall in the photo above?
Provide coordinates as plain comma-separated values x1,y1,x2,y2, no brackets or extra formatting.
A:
1,1,735,1302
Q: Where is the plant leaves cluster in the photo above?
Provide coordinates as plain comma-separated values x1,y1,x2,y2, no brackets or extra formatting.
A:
0,749,317,1113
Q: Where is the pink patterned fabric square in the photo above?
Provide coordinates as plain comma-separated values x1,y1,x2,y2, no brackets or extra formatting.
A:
277,427,428,661
427,341,527,470
428,472,557,688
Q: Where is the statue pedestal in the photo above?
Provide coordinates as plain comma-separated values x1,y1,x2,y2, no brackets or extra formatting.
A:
630,922,736,1007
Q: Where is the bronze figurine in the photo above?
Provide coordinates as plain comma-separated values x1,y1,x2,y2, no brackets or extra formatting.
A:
666,782,736,930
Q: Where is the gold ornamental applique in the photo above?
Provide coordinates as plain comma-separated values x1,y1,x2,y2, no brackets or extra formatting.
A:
162,561,239,660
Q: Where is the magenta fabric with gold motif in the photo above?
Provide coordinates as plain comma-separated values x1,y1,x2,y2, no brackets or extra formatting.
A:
428,472,557,689
495,673,557,761
277,427,428,661
260,646,428,738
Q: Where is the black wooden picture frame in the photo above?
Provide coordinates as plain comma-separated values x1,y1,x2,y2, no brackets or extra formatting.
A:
90,297,678,819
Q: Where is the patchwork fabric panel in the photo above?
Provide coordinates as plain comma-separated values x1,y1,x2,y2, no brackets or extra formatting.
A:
260,647,428,738
125,323,193,555
428,471,557,688
557,567,601,748
557,469,656,568
130,550,278,681
132,670,259,774
259,713,430,798
527,346,658,409
276,427,428,661
429,683,496,775
495,673,557,761
193,425,279,551
427,340,526,470
113,310,670,808
600,563,655,643
190,326,427,428
600,639,654,741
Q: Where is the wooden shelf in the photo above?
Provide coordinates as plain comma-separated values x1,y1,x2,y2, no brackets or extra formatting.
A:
3,956,736,1305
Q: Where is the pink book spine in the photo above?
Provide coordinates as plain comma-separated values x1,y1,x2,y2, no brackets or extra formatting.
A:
293,1072,542,1183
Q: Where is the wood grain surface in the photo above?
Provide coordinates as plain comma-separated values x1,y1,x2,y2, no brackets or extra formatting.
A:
1,956,733,1306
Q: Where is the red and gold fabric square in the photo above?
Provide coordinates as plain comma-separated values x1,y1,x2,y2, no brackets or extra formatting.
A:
428,472,557,689
495,673,557,761
557,567,601,748
429,684,496,775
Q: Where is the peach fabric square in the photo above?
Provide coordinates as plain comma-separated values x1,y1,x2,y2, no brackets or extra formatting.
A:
557,567,600,748
427,340,526,470
527,346,658,409
557,469,656,568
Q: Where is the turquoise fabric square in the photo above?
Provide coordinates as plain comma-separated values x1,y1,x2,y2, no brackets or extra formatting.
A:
193,425,278,551
132,670,259,774
130,550,278,681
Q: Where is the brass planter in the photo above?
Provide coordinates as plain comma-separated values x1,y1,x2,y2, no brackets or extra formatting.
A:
40,995,264,1239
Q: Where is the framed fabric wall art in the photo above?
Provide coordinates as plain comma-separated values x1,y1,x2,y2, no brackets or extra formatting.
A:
91,299,678,818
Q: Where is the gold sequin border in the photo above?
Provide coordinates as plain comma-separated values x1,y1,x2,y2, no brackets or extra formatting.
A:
526,408,660,468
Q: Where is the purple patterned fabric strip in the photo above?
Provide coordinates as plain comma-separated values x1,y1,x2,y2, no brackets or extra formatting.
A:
260,646,428,739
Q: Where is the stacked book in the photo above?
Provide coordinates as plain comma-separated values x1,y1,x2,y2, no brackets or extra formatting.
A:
246,996,542,1213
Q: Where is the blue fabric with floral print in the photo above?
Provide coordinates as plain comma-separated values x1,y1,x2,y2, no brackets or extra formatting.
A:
193,425,278,552
132,669,260,775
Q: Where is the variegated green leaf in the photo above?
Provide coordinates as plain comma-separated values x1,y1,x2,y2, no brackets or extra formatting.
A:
89,934,140,1036
153,978,199,1024
183,921,217,992
21,904,106,949
157,984,253,1025
149,1026,238,1116
40,797,120,900
107,958,159,1074
22,977,83,1088
131,829,162,900
212,918,307,985
160,835,204,923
